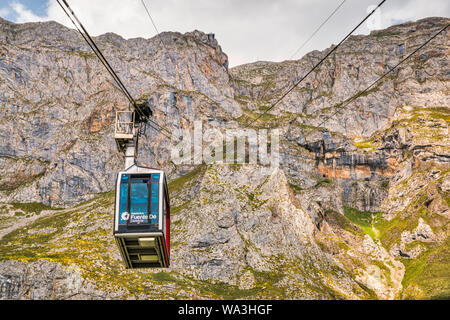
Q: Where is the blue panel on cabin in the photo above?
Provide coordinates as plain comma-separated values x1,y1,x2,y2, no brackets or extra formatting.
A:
130,183,149,224
119,183,128,225
152,173,160,182
151,183,159,225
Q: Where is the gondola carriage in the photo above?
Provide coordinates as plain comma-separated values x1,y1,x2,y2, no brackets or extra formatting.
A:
112,110,170,269
113,165,170,268
56,1,171,269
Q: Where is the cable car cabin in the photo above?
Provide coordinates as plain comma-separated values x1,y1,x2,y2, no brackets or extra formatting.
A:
113,165,170,268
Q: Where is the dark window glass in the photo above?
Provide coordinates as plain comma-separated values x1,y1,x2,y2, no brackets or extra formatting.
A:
131,179,146,183
151,182,159,226
119,183,128,225
130,183,148,224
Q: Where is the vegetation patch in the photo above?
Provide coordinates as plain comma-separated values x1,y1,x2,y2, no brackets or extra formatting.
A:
375,185,447,249
171,199,193,215
183,275,261,299
65,50,96,59
315,178,333,187
151,271,178,282
344,206,383,240
397,106,450,125
401,238,450,300
354,139,377,152
168,165,206,194
325,210,365,237
10,202,55,215
288,183,303,194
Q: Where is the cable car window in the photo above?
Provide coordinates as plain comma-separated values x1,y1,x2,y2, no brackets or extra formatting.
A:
119,183,128,225
130,183,149,224
150,182,159,225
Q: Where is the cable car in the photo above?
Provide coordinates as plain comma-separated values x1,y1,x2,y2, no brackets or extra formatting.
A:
57,1,171,269
113,164,170,268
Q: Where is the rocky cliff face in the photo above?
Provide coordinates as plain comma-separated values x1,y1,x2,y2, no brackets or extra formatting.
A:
0,16,449,299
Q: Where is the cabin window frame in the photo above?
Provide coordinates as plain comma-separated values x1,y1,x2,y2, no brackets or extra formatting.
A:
118,173,160,230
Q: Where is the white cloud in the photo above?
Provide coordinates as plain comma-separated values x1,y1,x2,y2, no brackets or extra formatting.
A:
10,2,45,23
45,0,151,39
0,7,10,18
6,0,450,67
365,0,450,31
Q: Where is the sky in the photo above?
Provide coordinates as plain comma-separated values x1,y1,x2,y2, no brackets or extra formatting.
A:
0,0,449,67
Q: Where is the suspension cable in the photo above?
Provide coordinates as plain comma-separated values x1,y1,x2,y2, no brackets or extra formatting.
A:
57,0,172,138
302,22,449,140
246,0,387,127
289,0,347,60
